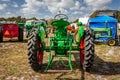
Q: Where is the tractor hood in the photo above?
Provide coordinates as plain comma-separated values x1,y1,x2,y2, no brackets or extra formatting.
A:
51,19,69,27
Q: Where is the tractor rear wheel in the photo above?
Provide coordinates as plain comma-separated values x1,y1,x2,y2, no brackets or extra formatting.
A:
80,30,94,72
18,27,23,41
27,28,43,72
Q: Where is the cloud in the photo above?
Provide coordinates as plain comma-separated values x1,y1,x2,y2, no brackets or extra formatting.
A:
72,11,83,15
70,1,81,10
20,0,44,14
0,11,17,18
1,0,10,2
45,0,74,8
85,0,112,7
84,0,112,10
6,12,12,15
2,0,114,20
0,4,7,10
19,0,112,19
13,2,19,8
70,0,112,18
45,0,68,14
20,0,81,16
45,0,80,14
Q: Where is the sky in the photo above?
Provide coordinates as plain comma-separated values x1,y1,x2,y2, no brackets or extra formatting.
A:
0,0,120,21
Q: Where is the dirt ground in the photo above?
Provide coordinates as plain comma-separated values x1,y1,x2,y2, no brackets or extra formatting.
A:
0,39,120,80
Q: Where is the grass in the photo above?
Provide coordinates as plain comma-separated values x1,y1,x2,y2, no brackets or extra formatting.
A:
0,40,120,80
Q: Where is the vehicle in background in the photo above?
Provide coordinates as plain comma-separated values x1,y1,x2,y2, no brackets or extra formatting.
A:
88,15,120,46
0,22,24,42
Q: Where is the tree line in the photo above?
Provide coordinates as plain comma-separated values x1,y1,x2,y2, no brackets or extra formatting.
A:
0,16,38,22
1,10,120,23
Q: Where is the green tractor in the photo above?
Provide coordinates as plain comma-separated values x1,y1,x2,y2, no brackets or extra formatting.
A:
25,20,47,38
27,14,94,72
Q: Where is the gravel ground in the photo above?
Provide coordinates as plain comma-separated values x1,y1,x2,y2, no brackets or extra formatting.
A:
0,39,120,80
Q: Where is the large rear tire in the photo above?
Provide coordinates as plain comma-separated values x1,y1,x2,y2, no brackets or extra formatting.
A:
27,28,43,72
18,27,23,42
80,30,94,72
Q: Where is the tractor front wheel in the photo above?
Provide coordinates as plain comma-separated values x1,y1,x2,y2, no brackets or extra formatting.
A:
27,28,43,72
80,30,94,72
107,38,116,46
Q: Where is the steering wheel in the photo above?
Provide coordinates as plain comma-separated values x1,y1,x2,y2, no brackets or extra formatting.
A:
54,14,68,21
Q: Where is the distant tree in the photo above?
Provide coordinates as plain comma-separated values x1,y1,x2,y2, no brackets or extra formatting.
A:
16,16,21,22
0,17,6,21
21,18,26,22
7,17,13,21
0,16,26,22
27,17,38,20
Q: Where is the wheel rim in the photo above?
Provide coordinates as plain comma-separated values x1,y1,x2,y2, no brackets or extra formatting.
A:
109,39,115,46
37,41,43,64
80,37,84,65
